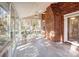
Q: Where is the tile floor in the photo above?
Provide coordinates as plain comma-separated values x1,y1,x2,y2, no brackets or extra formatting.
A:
14,37,79,57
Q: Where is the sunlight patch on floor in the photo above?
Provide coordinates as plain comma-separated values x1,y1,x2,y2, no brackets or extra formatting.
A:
16,43,39,57
69,45,79,56
44,41,51,46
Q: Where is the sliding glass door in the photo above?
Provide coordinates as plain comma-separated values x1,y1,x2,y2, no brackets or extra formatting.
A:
68,16,79,42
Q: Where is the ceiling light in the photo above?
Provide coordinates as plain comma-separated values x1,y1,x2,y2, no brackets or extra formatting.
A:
70,17,76,20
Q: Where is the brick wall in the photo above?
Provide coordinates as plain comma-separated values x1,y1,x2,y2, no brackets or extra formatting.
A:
42,2,79,42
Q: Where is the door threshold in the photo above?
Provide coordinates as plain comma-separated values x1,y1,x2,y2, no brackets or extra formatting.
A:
67,41,79,47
